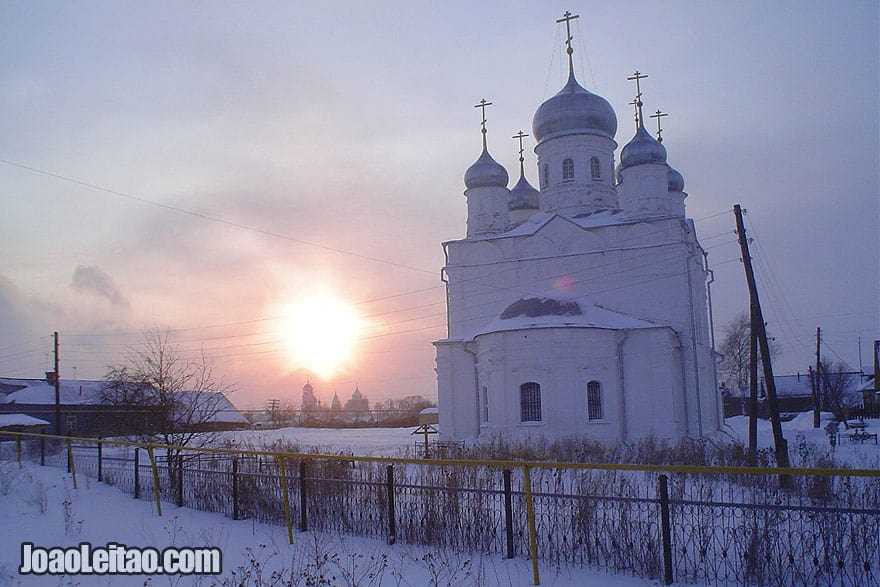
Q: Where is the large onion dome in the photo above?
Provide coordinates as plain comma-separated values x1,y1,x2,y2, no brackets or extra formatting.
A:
532,71,617,143
667,164,685,192
509,174,540,210
464,148,509,189
619,124,667,170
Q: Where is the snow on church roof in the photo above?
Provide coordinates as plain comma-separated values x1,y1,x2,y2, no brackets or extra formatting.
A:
475,295,662,337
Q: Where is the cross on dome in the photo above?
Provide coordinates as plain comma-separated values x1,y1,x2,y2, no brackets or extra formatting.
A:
474,98,493,149
627,70,648,128
512,130,529,176
556,11,580,74
649,109,668,142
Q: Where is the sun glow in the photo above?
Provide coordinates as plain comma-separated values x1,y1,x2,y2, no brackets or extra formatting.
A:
279,294,365,378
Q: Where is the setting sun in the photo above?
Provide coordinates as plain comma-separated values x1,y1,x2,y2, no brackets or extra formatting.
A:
279,295,365,378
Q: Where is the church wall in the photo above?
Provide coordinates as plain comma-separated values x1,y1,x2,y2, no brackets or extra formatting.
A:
441,207,721,441
474,328,624,442
535,134,618,215
445,218,706,341
434,340,480,439
621,329,687,439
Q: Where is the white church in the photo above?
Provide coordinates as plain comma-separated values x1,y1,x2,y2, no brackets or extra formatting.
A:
434,13,721,443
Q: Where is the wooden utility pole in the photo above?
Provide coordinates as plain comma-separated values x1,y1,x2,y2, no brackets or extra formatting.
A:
813,327,822,428
734,205,790,471
53,331,61,435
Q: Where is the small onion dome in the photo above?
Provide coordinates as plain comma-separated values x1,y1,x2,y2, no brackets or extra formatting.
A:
508,174,540,211
464,148,509,189
619,124,667,171
533,71,618,143
667,164,685,192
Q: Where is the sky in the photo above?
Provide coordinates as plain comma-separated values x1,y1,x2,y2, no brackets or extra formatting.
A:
2,1,878,411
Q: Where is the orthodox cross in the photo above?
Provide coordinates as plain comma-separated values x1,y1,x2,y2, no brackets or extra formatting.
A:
474,98,493,149
512,130,529,176
649,109,668,142
627,70,648,127
629,98,640,132
556,11,580,74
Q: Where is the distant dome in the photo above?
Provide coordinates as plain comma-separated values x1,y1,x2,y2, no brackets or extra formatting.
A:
509,174,539,210
351,387,363,400
532,72,617,143
465,148,509,189
667,164,685,192
303,382,313,393
619,125,667,170
500,296,583,320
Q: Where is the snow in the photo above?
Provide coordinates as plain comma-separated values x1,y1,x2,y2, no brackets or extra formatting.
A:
1,416,876,585
0,462,656,586
724,411,880,468
0,379,104,405
0,414,49,427
476,296,661,335
220,426,417,456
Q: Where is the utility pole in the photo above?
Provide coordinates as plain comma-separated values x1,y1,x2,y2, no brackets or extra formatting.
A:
734,205,790,472
813,327,822,428
53,331,61,435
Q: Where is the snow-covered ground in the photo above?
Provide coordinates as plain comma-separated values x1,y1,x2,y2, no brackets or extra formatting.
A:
0,462,657,586
723,412,880,468
220,426,417,457
2,413,877,585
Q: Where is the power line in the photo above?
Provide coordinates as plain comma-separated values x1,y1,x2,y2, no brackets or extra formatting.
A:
1,158,436,276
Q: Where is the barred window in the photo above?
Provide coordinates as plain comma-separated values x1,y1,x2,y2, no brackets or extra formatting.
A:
481,386,489,423
562,158,575,180
520,382,542,422
587,381,602,420
591,157,601,179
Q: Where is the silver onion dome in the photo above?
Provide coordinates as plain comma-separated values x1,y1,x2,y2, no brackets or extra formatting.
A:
667,164,685,192
619,124,667,170
508,174,540,210
532,71,618,143
464,148,509,189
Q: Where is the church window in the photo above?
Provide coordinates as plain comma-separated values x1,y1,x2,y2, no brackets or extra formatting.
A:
587,381,602,420
591,157,601,179
481,386,489,423
562,158,574,180
520,382,542,422
541,163,549,188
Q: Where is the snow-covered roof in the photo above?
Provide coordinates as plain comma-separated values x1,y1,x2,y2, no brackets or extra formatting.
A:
163,390,247,424
0,377,245,424
475,294,662,337
727,373,866,402
0,414,50,427
0,378,104,405
449,209,670,245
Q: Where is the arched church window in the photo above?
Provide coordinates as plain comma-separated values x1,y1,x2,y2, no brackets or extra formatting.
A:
541,163,549,188
481,386,489,423
587,381,602,420
520,382,542,422
590,157,601,180
562,158,574,180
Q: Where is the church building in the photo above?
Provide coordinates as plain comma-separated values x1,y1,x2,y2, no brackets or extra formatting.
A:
434,13,721,443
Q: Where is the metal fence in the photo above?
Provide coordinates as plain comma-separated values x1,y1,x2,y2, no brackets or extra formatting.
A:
3,432,879,586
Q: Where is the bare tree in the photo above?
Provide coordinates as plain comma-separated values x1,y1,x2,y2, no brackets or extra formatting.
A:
102,329,237,482
818,358,857,420
718,312,781,391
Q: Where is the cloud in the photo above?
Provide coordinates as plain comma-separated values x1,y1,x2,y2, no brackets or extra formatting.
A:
70,266,130,307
